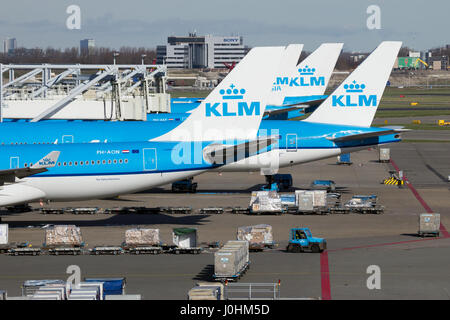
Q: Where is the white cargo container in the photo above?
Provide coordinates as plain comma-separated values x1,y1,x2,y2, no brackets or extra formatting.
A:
214,240,249,281
105,294,142,300
172,228,197,248
0,224,8,245
419,213,440,237
78,282,104,300
379,148,390,162
295,190,327,212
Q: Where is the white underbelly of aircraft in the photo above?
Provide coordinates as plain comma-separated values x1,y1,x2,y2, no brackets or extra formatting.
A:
17,170,205,202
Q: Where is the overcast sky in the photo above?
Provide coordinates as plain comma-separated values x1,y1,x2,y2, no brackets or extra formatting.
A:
0,0,447,52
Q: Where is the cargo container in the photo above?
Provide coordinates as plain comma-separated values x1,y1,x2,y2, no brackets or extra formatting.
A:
22,280,65,297
171,228,202,254
105,294,142,300
0,224,8,245
337,153,352,165
214,240,249,282
419,213,440,237
295,190,328,214
379,148,390,163
188,282,224,300
84,278,126,297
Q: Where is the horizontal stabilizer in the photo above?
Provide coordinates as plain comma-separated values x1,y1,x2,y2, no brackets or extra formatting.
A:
203,135,279,165
328,129,402,142
264,105,306,116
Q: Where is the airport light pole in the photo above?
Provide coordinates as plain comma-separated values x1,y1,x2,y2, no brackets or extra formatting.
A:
141,54,146,65
113,52,119,65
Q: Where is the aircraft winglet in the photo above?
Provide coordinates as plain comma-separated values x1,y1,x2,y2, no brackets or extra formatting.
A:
31,151,60,169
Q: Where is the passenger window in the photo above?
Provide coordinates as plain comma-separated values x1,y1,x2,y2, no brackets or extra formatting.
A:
102,160,106,164
69,162,72,166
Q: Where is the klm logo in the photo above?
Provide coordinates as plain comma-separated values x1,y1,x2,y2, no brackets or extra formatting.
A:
332,81,377,107
39,157,55,166
272,66,325,91
205,84,260,117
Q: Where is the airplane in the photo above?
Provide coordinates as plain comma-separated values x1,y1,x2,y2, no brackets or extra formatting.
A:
0,46,285,207
0,42,403,179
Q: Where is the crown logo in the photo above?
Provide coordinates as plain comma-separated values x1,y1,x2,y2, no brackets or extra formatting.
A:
219,84,246,100
298,66,316,75
344,80,366,93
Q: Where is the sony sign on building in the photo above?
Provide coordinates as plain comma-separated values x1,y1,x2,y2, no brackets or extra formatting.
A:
157,33,249,69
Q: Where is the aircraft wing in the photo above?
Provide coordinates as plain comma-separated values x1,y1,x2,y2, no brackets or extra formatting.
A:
0,151,60,185
328,128,407,142
203,135,279,165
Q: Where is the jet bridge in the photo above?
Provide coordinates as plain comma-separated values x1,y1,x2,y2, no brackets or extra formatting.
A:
0,63,169,122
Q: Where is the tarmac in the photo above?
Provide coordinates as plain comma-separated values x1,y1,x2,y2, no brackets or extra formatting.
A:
0,142,449,299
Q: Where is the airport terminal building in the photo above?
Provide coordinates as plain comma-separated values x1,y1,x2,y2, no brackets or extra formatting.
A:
156,33,249,68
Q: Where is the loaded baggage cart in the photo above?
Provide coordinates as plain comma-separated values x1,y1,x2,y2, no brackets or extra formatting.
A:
170,228,202,254
123,228,163,254
344,197,384,214
249,191,284,215
237,224,275,251
418,213,440,237
43,225,85,255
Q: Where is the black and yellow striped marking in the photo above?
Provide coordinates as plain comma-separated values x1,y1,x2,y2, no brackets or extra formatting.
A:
383,177,404,185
